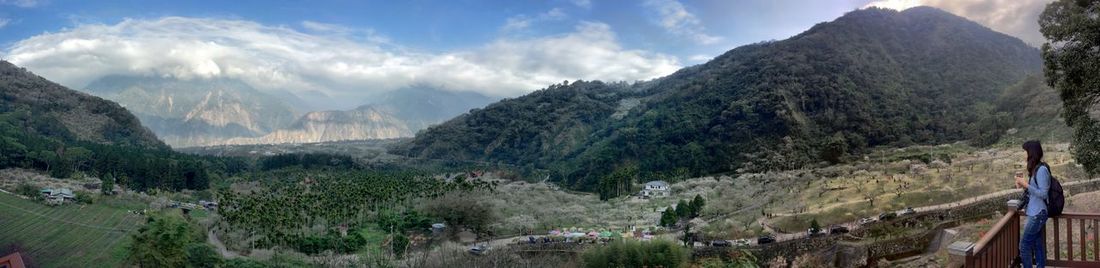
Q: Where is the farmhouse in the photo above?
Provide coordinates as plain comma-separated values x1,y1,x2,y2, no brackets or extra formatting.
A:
40,188,74,205
639,180,670,197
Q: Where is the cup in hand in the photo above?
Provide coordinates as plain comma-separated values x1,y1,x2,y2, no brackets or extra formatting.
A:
1014,171,1026,188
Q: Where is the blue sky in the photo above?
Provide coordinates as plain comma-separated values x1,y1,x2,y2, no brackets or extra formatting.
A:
0,0,1050,106
0,0,871,57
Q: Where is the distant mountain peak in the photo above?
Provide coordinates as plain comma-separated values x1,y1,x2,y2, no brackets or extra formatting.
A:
82,75,300,148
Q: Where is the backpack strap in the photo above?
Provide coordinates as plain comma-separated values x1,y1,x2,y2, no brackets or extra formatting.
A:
1033,162,1050,205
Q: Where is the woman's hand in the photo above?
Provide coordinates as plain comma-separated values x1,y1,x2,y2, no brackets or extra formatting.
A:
1015,173,1028,189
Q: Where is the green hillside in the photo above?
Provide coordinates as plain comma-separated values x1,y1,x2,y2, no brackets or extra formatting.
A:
0,193,143,268
0,60,232,191
393,7,1043,198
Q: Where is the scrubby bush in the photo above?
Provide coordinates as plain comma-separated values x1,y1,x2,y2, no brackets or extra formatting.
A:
581,240,688,268
74,190,94,204
15,182,38,199
185,243,222,268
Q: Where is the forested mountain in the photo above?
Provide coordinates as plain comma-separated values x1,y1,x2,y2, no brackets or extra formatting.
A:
0,61,165,149
0,61,224,190
393,7,1043,198
83,75,301,148
995,74,1072,143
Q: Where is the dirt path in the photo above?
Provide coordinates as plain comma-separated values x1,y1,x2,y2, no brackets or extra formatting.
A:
208,229,239,258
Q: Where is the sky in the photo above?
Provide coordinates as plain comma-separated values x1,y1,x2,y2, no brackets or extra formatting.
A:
0,0,1053,108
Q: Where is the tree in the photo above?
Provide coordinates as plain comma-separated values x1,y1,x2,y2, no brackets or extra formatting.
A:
74,191,94,204
660,208,677,227
185,243,222,268
821,133,848,163
127,215,191,267
422,192,498,237
675,199,690,219
101,174,115,196
809,218,821,235
581,240,687,268
1040,0,1100,175
682,223,693,247
15,183,38,199
690,194,706,218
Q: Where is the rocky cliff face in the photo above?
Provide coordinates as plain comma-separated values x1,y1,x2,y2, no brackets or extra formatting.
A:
221,105,411,145
83,76,301,147
81,77,493,147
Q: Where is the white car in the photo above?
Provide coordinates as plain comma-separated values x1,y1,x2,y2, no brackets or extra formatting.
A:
732,239,752,247
858,217,876,225
468,244,491,255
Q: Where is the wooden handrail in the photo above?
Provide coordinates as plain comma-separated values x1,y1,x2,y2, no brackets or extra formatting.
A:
972,209,1018,254
966,209,1020,267
966,210,1100,267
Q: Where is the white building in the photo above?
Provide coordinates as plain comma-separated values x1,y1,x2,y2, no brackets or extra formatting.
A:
640,180,670,197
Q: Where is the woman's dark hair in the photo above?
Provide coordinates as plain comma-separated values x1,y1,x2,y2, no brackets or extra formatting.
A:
1023,140,1044,177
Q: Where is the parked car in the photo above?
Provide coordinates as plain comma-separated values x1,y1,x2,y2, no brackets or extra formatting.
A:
899,207,916,215
878,212,898,221
732,239,752,247
859,217,876,225
757,235,776,244
807,228,823,237
468,244,491,255
710,240,732,247
829,226,849,234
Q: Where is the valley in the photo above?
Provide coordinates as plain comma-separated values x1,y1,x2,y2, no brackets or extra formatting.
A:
1,1,1098,267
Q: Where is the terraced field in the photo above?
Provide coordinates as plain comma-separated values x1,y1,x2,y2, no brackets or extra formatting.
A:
0,193,142,267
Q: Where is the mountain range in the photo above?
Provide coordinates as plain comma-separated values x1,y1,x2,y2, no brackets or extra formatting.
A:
81,76,496,147
392,7,1044,196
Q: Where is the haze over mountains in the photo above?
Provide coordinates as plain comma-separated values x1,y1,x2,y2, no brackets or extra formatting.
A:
394,7,1044,195
81,75,496,147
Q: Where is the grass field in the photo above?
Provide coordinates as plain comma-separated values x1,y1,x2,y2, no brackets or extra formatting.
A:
0,192,143,267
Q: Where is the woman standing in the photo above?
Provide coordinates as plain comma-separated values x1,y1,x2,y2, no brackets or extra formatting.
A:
1017,140,1051,268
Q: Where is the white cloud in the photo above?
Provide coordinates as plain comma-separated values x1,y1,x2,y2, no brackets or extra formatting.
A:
643,0,722,45
502,8,568,32
571,0,592,9
864,0,1053,46
0,0,39,7
0,18,10,29
3,17,680,103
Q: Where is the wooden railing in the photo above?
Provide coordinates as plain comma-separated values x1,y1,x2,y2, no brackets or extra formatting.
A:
964,209,1021,267
1047,212,1100,267
963,208,1100,267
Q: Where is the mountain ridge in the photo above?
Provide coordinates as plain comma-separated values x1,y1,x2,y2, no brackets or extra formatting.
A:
393,6,1043,197
0,61,166,149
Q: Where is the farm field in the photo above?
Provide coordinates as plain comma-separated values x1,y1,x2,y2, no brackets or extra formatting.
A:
0,192,142,267
461,143,1089,242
